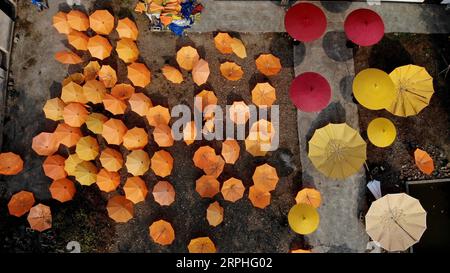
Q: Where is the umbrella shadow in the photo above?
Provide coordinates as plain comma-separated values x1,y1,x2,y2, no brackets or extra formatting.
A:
368,36,412,73
226,92,244,105
148,93,169,108
248,73,270,90
49,81,62,98
175,36,197,52
92,0,114,14
320,1,351,13
267,148,296,178
293,41,306,68
269,33,294,68
322,31,353,62
57,3,72,13
339,75,355,103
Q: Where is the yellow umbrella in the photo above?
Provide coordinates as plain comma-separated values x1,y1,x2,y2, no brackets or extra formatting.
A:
64,153,84,177
126,150,150,176
87,35,112,60
62,73,85,86
43,98,65,121
98,65,117,88
89,10,115,35
85,113,108,134
288,203,320,235
74,161,98,186
387,64,434,117
75,136,99,161
231,38,247,59
83,61,101,80
116,18,139,40
367,117,396,148
116,38,139,63
176,46,199,71
365,193,427,251
83,80,106,104
353,68,396,110
61,81,88,104
308,123,366,180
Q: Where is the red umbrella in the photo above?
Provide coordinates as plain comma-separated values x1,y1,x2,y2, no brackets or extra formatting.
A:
344,9,384,47
289,72,331,112
284,3,327,42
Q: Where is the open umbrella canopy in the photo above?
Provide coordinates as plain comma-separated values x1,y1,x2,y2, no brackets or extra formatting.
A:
129,93,153,117
99,147,123,172
248,185,271,209
32,132,58,156
116,38,139,63
55,50,82,64
67,10,89,31
53,12,72,34
252,82,276,108
367,117,396,148
228,101,250,125
75,136,99,161
288,203,320,235
188,237,216,253
43,98,65,121
0,152,24,176
250,119,275,141
103,94,127,115
64,153,83,177
387,64,434,117
245,131,272,157
124,177,148,204
256,54,281,76
151,150,174,178
111,83,135,100
61,81,87,104
98,65,117,88
344,9,384,47
183,121,197,146
252,163,279,192
87,35,112,60
207,201,224,227
107,195,134,223
149,220,175,246
365,193,427,251
67,30,89,51
83,80,106,104
74,161,98,186
221,139,240,164
176,46,199,71
83,61,101,80
153,124,174,147
220,62,243,81
63,102,88,127
8,191,35,217
195,90,218,117
291,249,312,253
214,32,233,54
192,59,210,86
96,168,120,193
414,148,434,175
126,150,150,176
230,38,247,59
54,123,82,148
284,2,327,42
63,72,85,86
308,123,366,180
295,188,322,208
123,127,148,150
203,155,225,178
152,181,175,206
43,154,67,180
89,10,115,35
162,65,183,84
27,204,52,232
49,178,76,203
146,105,171,127
289,72,331,112
116,18,139,40
196,175,220,198
221,177,245,203
193,145,216,169
128,62,151,88
353,68,396,110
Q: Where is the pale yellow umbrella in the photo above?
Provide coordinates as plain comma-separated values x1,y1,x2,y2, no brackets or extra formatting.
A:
176,46,199,71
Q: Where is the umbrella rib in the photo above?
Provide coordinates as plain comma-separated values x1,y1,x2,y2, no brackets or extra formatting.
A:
386,198,419,242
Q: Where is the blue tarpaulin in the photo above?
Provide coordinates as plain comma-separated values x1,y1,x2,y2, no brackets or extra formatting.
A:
168,23,191,36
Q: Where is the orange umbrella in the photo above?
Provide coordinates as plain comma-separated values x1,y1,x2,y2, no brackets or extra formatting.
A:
124,177,148,204
27,204,52,232
103,94,127,115
245,131,271,157
149,220,175,246
89,10,115,35
203,155,225,178
127,62,151,88
62,72,85,86
61,81,87,104
0,152,24,175
123,127,149,150
231,37,247,59
291,249,312,253
53,12,72,34
295,188,322,208
152,181,175,206
99,148,123,172
63,102,88,127
88,35,112,60
107,195,134,223
221,177,245,203
256,54,282,76
414,148,434,175
176,46,199,71
248,185,271,209
64,153,83,177
67,10,89,31
193,145,216,169
252,163,279,192
125,150,150,176
153,124,174,147
102,118,128,145
188,237,217,253
116,38,139,63
192,59,210,86
206,201,224,227
83,80,106,104
214,32,233,54
229,101,250,125
196,175,220,198
98,65,117,88
135,2,146,13
252,82,276,107
111,83,135,100
75,136,99,161
55,50,82,64
83,61,101,80
67,30,89,51
8,191,35,217
32,132,58,156
129,93,153,117
49,178,76,203
116,18,139,40
151,150,174,178
220,62,243,81
146,105,171,127
203,118,215,133
54,123,82,148
250,119,276,140
221,139,240,164
194,90,218,116
160,15,173,26
96,168,120,193
86,113,108,134
42,154,67,180
161,65,183,84
43,98,65,121
183,121,197,145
